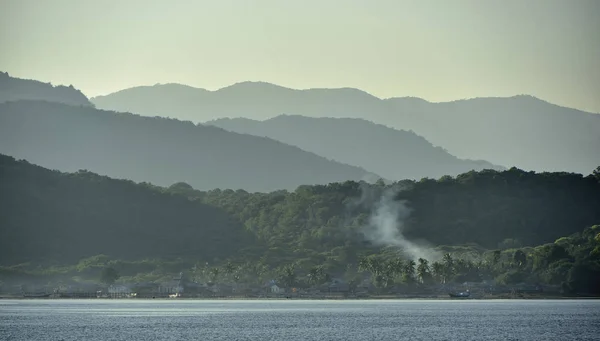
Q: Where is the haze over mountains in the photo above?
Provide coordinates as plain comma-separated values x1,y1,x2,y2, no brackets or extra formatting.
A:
0,74,377,192
92,82,600,175
0,101,375,192
0,71,91,107
208,115,502,181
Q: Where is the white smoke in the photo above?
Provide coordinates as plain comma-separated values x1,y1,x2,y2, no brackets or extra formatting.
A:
362,186,440,261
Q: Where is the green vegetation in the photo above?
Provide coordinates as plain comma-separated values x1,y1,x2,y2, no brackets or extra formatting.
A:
1,154,599,295
2,226,599,295
100,267,120,286
0,154,257,264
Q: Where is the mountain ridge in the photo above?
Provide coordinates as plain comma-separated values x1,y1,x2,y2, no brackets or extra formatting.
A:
0,71,92,107
208,114,504,180
92,82,600,174
0,100,377,192
95,81,598,111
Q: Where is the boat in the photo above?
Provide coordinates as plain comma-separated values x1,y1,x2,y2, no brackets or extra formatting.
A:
448,290,470,298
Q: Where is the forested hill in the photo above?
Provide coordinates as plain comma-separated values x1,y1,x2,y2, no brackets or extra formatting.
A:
2,153,598,268
0,155,600,293
189,168,600,254
0,154,256,265
0,72,91,106
0,100,374,192
208,115,503,180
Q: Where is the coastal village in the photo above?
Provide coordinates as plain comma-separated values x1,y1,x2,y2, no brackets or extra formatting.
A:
10,272,557,299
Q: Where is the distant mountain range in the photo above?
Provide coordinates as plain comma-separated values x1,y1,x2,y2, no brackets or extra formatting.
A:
207,115,503,180
0,71,91,107
0,73,382,191
92,82,600,174
0,100,376,192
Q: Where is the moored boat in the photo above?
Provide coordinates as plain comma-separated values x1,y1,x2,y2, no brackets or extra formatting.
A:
448,290,470,298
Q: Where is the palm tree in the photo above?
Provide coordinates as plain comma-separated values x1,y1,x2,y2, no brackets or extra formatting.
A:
209,267,220,284
417,258,432,284
386,258,404,283
223,261,236,278
455,259,467,274
232,272,242,294
442,253,455,283
403,260,416,284
277,264,297,289
307,265,326,287
513,250,527,268
358,256,372,274
359,255,387,289
252,261,269,285
431,261,444,284
491,250,501,268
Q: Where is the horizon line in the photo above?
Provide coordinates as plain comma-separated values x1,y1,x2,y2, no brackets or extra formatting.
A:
91,81,600,114
3,71,598,114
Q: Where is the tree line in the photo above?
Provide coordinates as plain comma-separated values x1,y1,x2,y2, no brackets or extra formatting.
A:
1,154,599,294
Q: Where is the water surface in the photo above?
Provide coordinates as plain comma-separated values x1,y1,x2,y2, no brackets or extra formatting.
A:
1,299,598,340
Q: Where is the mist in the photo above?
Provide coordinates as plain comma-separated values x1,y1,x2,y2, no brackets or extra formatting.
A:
361,185,440,261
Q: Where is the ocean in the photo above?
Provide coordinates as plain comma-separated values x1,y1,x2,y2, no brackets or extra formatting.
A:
1,299,599,340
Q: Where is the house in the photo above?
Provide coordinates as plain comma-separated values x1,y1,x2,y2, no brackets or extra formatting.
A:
159,272,185,295
108,284,133,296
270,284,284,294
158,280,184,295
262,280,285,294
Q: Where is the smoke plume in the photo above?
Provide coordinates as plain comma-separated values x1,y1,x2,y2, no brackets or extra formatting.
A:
361,186,440,261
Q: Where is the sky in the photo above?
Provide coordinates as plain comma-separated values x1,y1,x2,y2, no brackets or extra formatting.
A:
1,0,599,113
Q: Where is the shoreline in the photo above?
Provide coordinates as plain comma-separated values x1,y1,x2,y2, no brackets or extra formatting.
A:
3,294,599,301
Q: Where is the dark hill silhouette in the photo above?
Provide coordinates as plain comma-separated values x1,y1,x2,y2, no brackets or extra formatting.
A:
208,115,503,180
0,71,91,106
0,101,376,192
0,153,256,265
92,82,600,174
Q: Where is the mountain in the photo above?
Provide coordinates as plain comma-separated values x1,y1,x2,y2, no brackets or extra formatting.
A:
0,101,375,192
383,95,600,176
0,153,255,265
3,153,599,269
0,71,91,107
91,82,381,123
207,115,503,181
92,82,600,174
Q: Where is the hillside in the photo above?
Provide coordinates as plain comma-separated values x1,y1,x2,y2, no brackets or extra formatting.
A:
0,154,256,265
208,115,503,181
92,82,600,174
0,101,375,192
192,169,600,254
0,72,91,106
1,156,599,294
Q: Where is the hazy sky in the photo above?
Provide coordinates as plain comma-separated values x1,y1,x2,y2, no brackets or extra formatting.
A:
1,0,599,112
